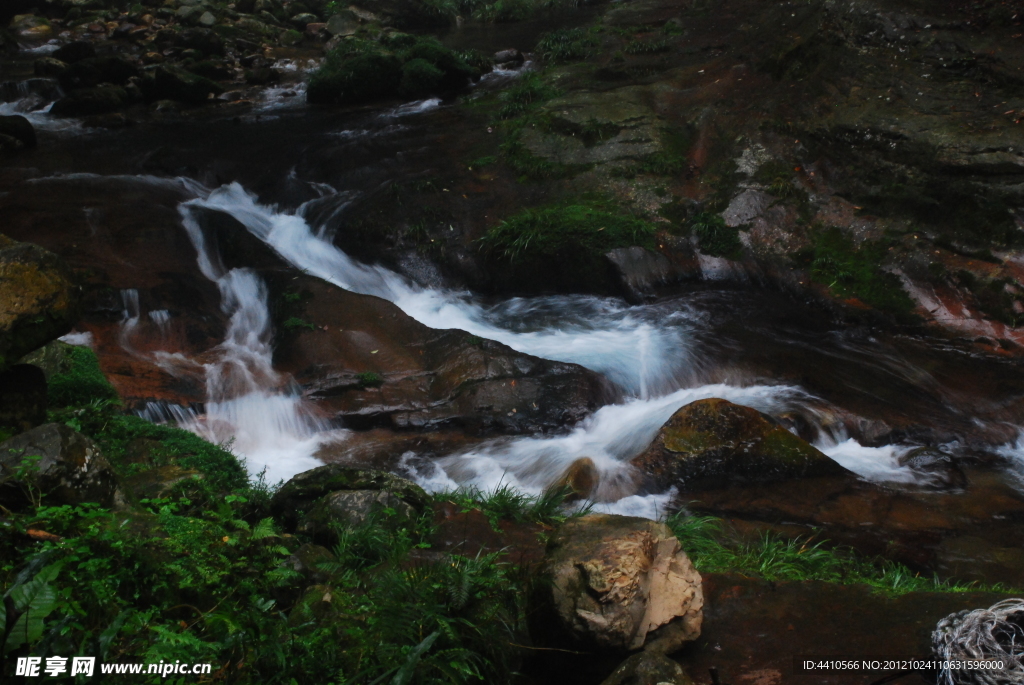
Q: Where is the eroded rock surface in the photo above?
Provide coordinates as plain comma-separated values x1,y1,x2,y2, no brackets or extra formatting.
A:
535,514,703,652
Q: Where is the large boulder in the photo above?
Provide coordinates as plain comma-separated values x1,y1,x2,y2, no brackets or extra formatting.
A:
0,115,36,149
0,423,119,509
270,463,430,529
142,65,223,104
276,276,612,434
630,398,853,492
57,55,140,90
0,235,79,371
534,514,703,652
50,85,130,117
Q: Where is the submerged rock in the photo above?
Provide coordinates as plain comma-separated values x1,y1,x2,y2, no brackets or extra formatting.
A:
0,235,79,371
631,398,852,492
0,423,118,509
533,514,703,652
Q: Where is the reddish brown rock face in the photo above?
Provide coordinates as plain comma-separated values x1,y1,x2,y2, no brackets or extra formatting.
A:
681,574,1019,685
276,277,613,434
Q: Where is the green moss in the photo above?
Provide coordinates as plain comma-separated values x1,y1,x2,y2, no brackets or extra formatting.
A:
689,211,743,259
356,371,384,387
307,49,402,105
308,36,480,105
797,227,915,317
624,38,669,55
399,57,444,97
479,201,657,264
47,346,120,409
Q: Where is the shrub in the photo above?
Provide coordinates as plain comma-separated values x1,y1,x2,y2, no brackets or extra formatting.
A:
496,72,558,120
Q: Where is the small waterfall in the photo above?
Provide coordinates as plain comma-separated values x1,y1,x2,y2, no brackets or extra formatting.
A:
170,201,341,483
174,182,930,502
118,289,141,350
149,310,172,337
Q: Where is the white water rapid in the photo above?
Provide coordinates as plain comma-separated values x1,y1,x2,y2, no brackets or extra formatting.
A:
133,180,930,513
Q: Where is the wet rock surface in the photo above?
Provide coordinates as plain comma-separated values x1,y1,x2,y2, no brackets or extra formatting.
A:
275,276,612,434
681,574,1020,685
631,398,853,492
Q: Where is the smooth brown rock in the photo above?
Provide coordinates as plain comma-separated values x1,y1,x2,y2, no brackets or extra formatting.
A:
277,277,612,434
631,398,852,492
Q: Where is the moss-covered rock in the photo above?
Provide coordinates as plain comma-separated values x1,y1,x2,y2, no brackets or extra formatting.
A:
57,54,140,90
0,235,79,371
270,464,429,529
398,57,444,97
307,50,402,105
631,398,852,491
142,65,224,104
50,85,131,117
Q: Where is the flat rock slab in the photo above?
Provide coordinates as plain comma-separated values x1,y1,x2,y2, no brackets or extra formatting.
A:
679,573,1018,685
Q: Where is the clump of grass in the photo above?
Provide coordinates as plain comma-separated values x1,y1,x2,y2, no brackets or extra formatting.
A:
668,514,1009,596
478,201,657,263
435,483,581,530
798,226,915,316
497,72,558,120
283,316,316,331
535,27,598,63
624,38,670,55
689,211,743,259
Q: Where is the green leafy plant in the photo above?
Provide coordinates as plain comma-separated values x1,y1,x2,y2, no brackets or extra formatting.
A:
535,28,597,63
356,371,384,388
283,317,316,332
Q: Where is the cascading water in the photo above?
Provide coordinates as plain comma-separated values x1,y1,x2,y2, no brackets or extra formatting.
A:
170,182,929,506
158,200,343,483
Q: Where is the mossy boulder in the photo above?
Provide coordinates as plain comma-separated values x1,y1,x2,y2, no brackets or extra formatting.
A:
270,464,429,529
0,235,79,371
630,398,852,491
0,423,119,510
0,115,36,149
307,51,402,105
50,85,131,117
57,54,140,90
142,65,224,104
398,57,443,97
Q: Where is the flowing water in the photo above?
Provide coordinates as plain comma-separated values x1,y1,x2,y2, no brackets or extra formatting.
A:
154,179,931,507
8,86,1022,516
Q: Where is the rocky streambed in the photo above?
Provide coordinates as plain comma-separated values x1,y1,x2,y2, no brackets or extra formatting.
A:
4,0,1024,680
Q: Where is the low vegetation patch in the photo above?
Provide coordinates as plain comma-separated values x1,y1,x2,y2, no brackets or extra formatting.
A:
479,201,657,264
688,211,743,259
535,27,599,63
795,226,915,317
669,515,1011,596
